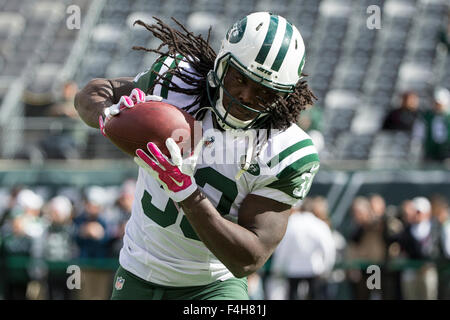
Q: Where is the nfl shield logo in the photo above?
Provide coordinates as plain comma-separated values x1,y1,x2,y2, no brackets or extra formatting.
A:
115,276,125,290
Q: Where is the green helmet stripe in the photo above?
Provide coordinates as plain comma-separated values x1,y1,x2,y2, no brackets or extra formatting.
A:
298,53,306,76
160,54,184,99
271,22,293,72
255,14,279,65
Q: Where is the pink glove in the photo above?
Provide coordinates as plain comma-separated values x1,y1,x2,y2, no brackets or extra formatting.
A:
134,138,198,203
99,88,162,137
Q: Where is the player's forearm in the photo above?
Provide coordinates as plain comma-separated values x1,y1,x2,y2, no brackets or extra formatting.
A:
74,78,114,128
74,77,134,128
180,189,269,278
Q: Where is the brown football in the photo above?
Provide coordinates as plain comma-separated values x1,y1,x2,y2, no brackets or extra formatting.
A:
104,101,198,158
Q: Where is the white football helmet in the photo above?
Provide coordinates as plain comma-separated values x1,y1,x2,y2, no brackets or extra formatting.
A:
207,12,306,129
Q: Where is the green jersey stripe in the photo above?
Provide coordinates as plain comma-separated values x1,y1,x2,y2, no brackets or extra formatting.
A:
255,14,279,65
277,154,319,180
267,138,314,168
271,22,293,72
147,57,166,92
160,54,184,99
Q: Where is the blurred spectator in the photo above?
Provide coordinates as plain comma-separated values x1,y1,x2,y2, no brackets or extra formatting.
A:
24,81,79,118
74,186,110,259
42,196,77,300
304,196,347,264
104,180,135,257
421,88,450,162
307,196,330,225
399,197,441,260
400,199,416,226
431,194,450,228
12,189,47,240
47,81,80,119
399,197,440,300
369,194,385,222
347,196,386,262
34,81,83,160
298,105,323,133
73,186,113,300
271,205,336,300
0,186,24,227
430,195,450,299
0,189,47,299
382,201,407,300
346,196,386,299
304,196,347,299
382,91,421,132
298,106,325,155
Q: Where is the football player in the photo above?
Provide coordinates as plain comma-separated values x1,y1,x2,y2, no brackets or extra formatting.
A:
75,12,320,300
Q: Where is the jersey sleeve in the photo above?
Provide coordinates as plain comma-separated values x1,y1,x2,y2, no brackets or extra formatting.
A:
133,56,165,93
133,55,180,96
133,54,200,109
250,126,320,206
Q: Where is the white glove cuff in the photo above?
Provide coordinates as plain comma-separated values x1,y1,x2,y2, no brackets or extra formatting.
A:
104,107,112,118
171,181,198,203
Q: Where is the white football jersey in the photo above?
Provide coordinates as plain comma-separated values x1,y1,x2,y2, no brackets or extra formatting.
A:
119,55,320,286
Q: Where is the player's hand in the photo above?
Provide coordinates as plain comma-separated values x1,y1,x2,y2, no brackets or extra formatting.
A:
134,138,199,203
99,88,162,136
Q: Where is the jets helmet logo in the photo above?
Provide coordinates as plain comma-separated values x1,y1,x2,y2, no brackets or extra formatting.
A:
226,17,247,44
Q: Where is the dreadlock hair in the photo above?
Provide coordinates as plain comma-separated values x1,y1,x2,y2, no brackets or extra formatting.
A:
132,17,215,115
132,17,316,131
265,76,317,131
